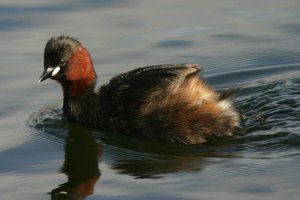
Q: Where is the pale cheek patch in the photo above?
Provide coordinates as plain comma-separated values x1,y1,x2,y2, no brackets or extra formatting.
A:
52,66,61,76
46,67,54,73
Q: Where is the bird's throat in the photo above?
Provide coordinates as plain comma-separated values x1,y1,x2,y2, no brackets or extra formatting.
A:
62,78,96,97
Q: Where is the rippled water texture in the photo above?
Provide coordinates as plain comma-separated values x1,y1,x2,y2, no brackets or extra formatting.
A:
1,0,300,199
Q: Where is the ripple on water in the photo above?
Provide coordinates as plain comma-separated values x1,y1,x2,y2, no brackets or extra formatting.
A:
27,101,68,145
234,77,300,152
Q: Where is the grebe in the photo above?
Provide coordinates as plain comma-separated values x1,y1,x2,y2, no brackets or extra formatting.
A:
39,35,239,144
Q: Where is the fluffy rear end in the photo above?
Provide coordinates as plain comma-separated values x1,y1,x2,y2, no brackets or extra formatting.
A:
136,75,239,144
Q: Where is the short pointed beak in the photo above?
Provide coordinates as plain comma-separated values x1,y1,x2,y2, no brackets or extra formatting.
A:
38,66,60,82
38,68,53,82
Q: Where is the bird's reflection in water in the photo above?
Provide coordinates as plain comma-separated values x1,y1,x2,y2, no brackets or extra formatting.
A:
95,133,231,179
49,124,234,199
50,127,101,200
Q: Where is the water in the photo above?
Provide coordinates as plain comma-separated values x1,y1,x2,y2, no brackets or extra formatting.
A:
0,0,300,199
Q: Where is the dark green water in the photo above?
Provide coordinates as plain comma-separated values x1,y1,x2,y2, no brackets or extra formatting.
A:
0,1,300,199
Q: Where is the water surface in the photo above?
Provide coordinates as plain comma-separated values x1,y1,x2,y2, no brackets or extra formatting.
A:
0,0,300,199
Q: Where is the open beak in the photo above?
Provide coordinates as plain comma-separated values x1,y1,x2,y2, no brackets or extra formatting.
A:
38,66,61,82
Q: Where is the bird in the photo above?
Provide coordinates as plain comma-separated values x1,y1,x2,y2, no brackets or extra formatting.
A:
38,35,240,144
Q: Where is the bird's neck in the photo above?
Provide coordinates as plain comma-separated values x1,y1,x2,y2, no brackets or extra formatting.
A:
62,78,96,98
62,79,99,125
63,46,97,98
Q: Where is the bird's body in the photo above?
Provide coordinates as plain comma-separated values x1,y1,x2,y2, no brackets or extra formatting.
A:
39,36,239,144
